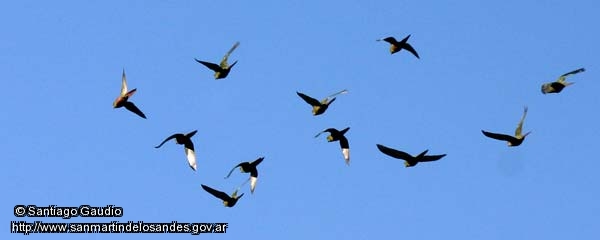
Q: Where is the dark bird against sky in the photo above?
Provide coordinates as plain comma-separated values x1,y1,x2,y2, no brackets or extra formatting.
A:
481,106,530,147
201,184,244,207
541,68,586,94
113,69,146,119
195,41,240,80
225,157,264,194
155,130,199,171
377,35,420,59
376,144,446,167
315,127,351,165
296,89,347,116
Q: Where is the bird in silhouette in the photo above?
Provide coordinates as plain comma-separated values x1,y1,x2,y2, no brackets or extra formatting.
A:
482,106,530,147
195,41,240,79
297,89,347,116
315,127,350,165
224,157,264,194
376,144,446,167
201,184,244,207
113,69,146,119
154,130,198,171
377,35,420,59
541,68,585,94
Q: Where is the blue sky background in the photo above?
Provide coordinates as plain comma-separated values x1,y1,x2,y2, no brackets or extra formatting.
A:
2,0,599,239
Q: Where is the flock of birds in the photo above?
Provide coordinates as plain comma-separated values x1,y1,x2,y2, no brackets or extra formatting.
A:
112,35,586,208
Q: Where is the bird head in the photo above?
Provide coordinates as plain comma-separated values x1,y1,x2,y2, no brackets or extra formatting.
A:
326,135,334,142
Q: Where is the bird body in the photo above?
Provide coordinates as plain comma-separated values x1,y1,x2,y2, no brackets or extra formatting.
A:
297,89,347,116
195,41,240,79
316,127,351,165
155,130,198,171
378,35,420,59
481,106,530,147
541,68,585,94
113,69,146,119
201,184,244,207
376,144,445,167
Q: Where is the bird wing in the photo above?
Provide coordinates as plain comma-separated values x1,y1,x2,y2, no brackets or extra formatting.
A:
120,69,128,96
421,154,446,162
297,92,321,106
481,130,519,142
185,147,197,171
185,130,198,139
379,37,398,44
560,68,585,78
154,134,179,148
327,89,348,98
402,43,420,59
251,157,264,167
224,163,244,179
201,185,230,201
515,106,528,137
195,59,222,72
376,144,413,160
220,41,240,68
123,101,146,119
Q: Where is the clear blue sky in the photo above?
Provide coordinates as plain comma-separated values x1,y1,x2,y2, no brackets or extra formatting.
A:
2,0,599,239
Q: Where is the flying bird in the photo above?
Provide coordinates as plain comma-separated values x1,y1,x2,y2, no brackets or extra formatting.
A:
541,68,585,94
195,41,240,79
376,144,446,167
481,106,530,147
113,69,146,119
154,130,198,171
377,35,420,59
224,157,264,194
201,184,244,207
297,89,348,116
315,127,350,165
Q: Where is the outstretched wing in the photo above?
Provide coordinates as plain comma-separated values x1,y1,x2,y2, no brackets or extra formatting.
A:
557,68,585,83
224,163,244,179
327,89,348,98
195,59,222,72
220,41,240,68
402,43,420,59
482,130,518,142
123,101,146,119
297,92,321,106
515,106,528,137
421,154,446,162
376,144,413,160
154,134,179,148
378,37,398,44
251,157,264,167
560,68,585,77
120,69,128,96
201,185,230,201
